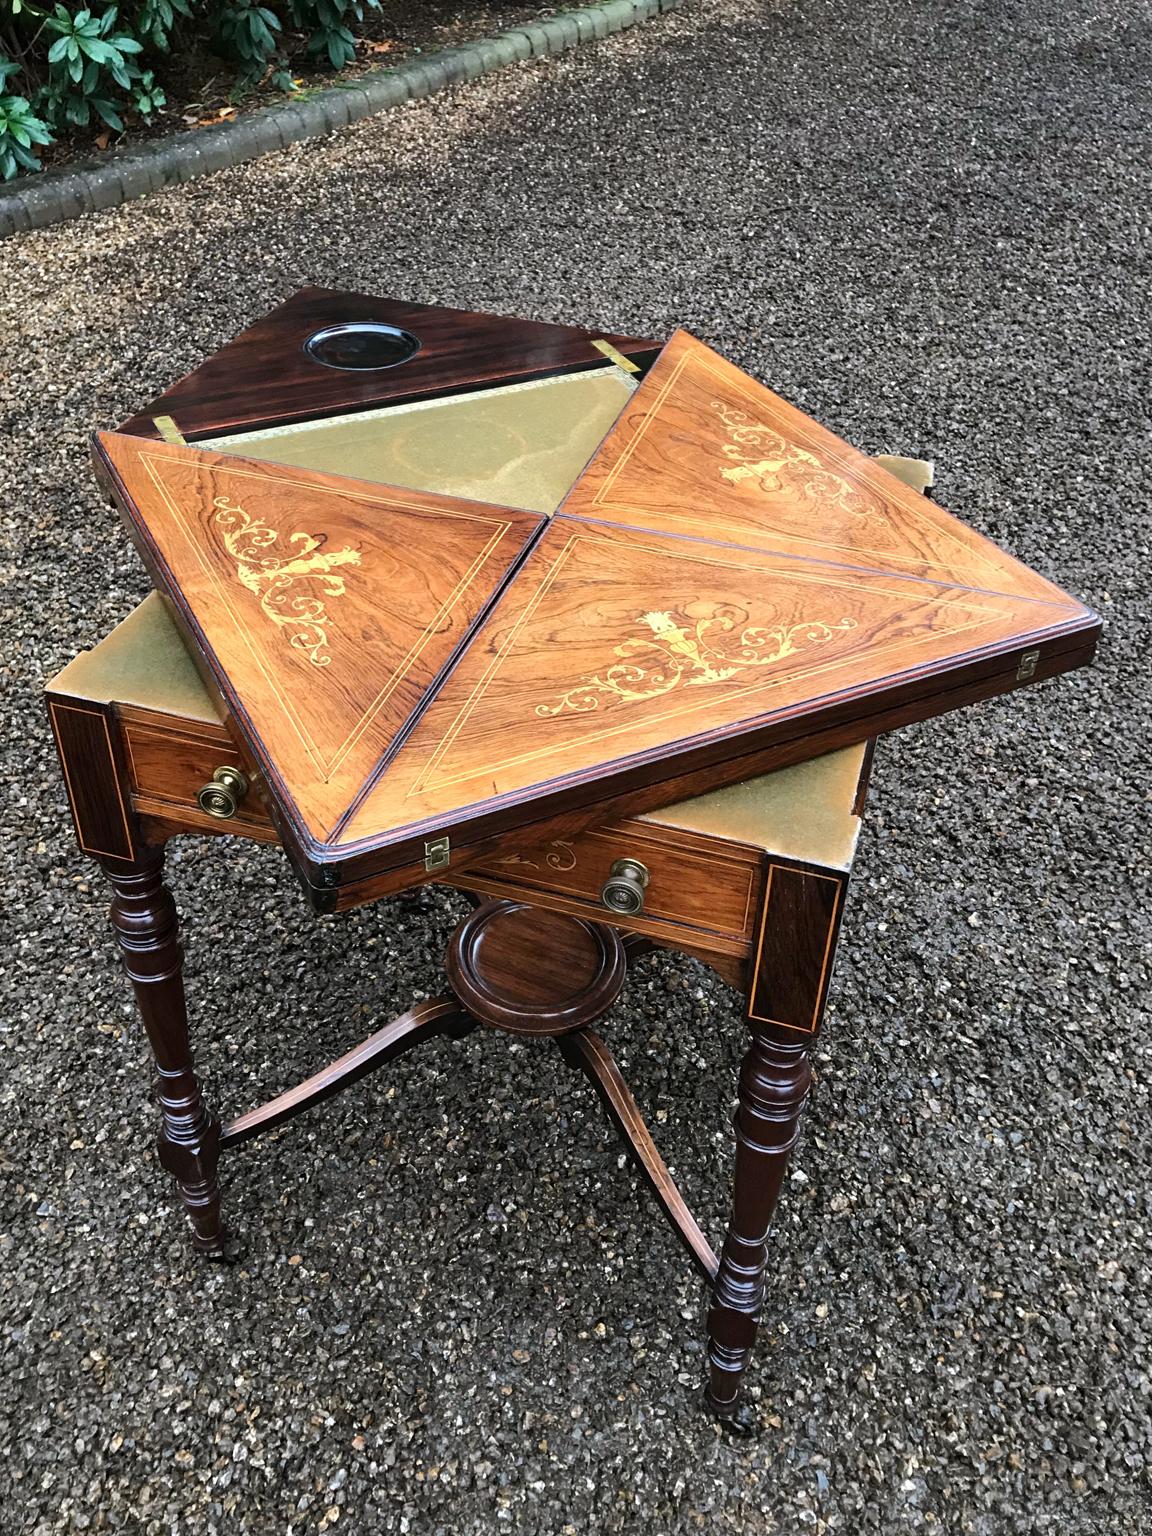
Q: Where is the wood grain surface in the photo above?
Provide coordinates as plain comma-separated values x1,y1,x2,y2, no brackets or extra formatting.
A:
92,306,1099,893
746,861,847,1034
337,513,1095,852
562,330,1073,604
117,287,662,441
48,693,138,863
445,899,628,1035
94,431,543,844
467,816,762,942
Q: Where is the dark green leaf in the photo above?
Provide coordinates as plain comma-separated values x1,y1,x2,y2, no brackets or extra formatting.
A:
92,96,124,130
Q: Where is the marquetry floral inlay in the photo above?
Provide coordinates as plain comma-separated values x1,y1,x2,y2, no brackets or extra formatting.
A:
212,496,361,668
491,840,578,873
537,604,857,717
710,400,881,521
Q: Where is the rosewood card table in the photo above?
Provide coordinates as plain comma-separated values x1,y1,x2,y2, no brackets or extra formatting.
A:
45,290,1099,1424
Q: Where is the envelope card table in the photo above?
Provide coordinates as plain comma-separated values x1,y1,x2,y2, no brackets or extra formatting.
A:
46,290,1099,1422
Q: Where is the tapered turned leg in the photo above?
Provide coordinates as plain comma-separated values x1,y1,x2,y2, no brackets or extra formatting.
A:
102,848,226,1256
706,1025,812,1424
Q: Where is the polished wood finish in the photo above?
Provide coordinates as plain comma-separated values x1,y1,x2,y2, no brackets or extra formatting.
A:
446,899,627,1036
221,999,475,1149
747,862,848,1034
46,596,984,1418
48,692,138,863
93,302,1097,903
703,836,854,1418
122,709,242,795
454,876,750,986
706,1026,812,1420
467,818,762,944
46,542,874,1422
317,617,1095,907
94,432,544,847
104,849,226,1255
46,596,862,987
47,292,1101,1423
335,511,1095,881
559,1029,719,1282
117,695,273,833
563,328,1070,603
117,287,661,441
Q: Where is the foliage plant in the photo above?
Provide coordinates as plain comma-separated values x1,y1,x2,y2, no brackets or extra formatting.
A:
0,0,383,179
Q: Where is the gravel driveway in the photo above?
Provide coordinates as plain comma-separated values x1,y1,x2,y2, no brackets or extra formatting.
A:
1,0,1148,1530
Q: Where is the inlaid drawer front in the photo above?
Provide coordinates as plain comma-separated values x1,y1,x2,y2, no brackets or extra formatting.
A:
470,823,760,942
121,713,274,831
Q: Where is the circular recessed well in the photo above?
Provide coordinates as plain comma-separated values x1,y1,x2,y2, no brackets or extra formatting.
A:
303,321,421,371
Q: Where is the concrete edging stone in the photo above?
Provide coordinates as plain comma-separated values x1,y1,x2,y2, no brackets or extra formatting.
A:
0,0,682,238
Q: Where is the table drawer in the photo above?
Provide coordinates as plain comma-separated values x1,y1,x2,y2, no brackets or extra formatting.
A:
120,707,276,835
467,820,762,944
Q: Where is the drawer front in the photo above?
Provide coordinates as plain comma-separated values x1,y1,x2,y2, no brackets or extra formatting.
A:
468,821,760,942
120,711,275,834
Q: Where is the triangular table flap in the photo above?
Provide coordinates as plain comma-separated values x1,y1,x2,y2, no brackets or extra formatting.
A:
117,287,662,442
561,329,1080,607
93,431,546,845
335,516,1091,854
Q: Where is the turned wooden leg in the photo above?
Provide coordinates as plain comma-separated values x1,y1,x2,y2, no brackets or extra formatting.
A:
706,1025,812,1421
706,858,850,1424
102,848,226,1256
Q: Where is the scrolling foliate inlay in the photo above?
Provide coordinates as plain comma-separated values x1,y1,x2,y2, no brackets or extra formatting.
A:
492,840,578,873
711,400,883,523
537,604,858,717
213,496,362,668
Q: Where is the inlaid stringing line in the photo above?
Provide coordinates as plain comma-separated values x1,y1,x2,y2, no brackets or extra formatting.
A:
400,532,1007,801
48,702,135,859
415,604,998,798
590,346,1073,601
142,452,346,783
746,865,844,1033
140,451,517,809
321,525,514,783
406,535,584,794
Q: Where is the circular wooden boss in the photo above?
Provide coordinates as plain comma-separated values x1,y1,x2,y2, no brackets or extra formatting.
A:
445,899,627,1036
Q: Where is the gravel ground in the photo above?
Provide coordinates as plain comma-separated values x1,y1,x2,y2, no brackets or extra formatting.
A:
1,0,1149,1531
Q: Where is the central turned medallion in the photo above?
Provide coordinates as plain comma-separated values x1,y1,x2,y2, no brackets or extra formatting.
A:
445,899,627,1036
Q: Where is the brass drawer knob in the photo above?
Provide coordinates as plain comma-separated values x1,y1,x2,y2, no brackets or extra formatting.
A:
601,857,650,917
196,765,249,820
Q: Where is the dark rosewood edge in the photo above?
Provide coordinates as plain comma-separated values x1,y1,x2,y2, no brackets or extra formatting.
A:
115,286,664,442
122,352,666,446
745,855,850,1036
852,736,879,817
297,614,1101,910
45,687,139,864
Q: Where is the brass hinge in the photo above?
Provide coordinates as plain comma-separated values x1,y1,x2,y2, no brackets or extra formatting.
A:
424,835,450,872
1017,648,1040,681
152,414,187,444
591,339,640,374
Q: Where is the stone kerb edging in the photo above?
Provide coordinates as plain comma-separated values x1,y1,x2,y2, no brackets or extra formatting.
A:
1,0,683,238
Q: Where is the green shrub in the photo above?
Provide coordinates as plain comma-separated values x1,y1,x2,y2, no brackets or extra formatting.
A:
0,62,53,179
0,0,384,180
